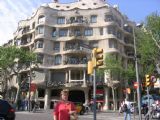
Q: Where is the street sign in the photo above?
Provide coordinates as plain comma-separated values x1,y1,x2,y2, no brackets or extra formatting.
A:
154,78,160,88
134,82,138,89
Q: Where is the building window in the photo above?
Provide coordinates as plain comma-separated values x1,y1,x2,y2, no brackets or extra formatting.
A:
90,15,97,23
99,27,103,35
32,22,35,29
117,31,122,39
15,39,21,46
37,26,44,34
38,16,45,24
89,41,98,48
74,29,81,36
109,39,117,48
57,17,65,24
59,29,68,37
108,27,116,35
53,42,60,52
35,40,43,48
105,15,114,22
55,55,62,65
37,54,44,64
84,28,93,36
52,28,57,37
77,16,83,23
46,55,54,65
71,70,83,80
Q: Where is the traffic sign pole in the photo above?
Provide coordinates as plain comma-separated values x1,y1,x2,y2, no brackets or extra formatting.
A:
93,68,97,120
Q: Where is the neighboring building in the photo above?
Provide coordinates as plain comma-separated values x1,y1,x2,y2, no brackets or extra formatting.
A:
6,0,135,110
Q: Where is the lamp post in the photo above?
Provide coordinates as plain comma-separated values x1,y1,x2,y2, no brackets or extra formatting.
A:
133,25,142,120
124,23,142,120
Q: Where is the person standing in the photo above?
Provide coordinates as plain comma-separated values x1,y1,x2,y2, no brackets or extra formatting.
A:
53,89,77,120
122,98,131,120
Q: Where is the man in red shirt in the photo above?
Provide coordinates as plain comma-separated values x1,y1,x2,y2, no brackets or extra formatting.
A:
53,89,77,120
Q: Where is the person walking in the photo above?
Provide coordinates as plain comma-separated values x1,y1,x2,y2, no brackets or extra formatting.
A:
53,89,77,120
122,98,131,120
97,102,102,111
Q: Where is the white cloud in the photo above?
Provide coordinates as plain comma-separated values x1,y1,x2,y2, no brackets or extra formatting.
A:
0,0,49,46
0,0,76,46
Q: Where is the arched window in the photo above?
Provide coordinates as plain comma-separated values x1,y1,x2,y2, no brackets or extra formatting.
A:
38,15,45,24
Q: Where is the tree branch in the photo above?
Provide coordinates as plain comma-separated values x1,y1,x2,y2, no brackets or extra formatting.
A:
150,31,160,49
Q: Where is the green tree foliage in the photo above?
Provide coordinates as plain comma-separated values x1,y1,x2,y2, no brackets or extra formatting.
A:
103,54,135,82
0,46,36,100
136,14,160,76
0,46,36,69
145,12,160,49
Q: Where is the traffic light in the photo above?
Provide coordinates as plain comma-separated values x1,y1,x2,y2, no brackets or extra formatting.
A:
87,60,93,74
145,74,151,87
92,48,103,68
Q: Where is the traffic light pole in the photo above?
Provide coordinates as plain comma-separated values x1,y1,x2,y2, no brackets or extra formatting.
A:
93,68,97,120
147,87,150,110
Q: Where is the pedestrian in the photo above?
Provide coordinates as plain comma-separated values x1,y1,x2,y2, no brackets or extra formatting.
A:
122,98,131,120
0,95,3,99
53,89,78,120
31,100,35,111
17,99,22,111
119,101,124,114
98,102,102,111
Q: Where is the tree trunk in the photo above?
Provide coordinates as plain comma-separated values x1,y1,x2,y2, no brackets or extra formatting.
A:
2,71,8,99
14,74,21,106
112,87,116,111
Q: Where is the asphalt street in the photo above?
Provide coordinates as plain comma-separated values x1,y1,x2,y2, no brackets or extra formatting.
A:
15,110,140,120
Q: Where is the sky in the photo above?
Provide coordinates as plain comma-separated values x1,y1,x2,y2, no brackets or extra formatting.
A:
0,0,159,46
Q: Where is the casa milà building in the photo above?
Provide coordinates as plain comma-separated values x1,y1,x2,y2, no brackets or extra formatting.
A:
8,0,135,110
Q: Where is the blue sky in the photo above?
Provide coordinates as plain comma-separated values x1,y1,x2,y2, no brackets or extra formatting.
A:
0,0,159,45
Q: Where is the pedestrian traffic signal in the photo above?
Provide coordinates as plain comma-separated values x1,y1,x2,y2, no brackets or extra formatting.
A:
145,74,151,87
92,48,103,68
87,60,93,74
150,75,157,83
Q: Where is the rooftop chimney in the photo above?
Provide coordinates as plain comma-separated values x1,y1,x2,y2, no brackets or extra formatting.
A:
54,0,58,3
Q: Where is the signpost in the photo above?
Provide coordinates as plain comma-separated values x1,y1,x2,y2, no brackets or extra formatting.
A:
134,82,138,89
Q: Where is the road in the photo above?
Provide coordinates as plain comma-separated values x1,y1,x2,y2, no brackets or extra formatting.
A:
15,110,140,120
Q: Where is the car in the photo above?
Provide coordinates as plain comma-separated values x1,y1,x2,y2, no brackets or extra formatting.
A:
0,99,15,120
74,102,85,115
142,94,160,106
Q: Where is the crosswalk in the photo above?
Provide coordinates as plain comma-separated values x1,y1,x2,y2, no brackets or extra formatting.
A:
78,112,139,120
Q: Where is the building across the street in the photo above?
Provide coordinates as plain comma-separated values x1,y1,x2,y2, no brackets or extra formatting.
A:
4,0,135,110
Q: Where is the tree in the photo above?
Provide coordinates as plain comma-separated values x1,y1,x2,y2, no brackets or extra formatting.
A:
97,54,136,111
136,22,160,77
0,46,36,106
145,12,160,49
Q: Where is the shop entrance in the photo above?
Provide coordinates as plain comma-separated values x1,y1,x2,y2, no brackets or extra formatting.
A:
69,90,85,103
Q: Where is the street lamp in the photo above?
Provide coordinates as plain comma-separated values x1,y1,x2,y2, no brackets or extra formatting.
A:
124,23,142,120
